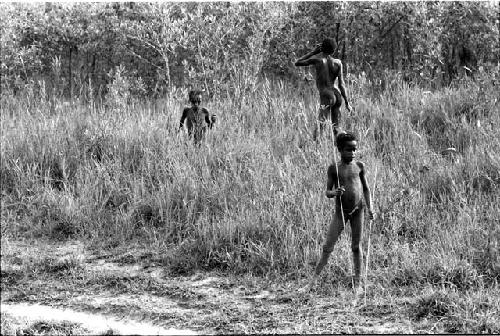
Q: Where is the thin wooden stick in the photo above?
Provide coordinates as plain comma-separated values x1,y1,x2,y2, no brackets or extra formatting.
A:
364,165,378,305
329,122,349,283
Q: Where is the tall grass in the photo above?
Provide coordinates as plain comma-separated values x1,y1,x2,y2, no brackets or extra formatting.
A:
1,73,499,286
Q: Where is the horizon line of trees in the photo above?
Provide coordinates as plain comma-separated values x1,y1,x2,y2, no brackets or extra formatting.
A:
1,2,498,101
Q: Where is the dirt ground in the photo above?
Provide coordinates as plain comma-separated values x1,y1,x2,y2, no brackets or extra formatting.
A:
0,239,431,335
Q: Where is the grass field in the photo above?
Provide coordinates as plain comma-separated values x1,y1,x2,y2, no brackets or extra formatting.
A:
1,72,499,333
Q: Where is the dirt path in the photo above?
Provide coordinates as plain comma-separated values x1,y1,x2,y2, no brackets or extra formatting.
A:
1,303,196,335
1,239,414,334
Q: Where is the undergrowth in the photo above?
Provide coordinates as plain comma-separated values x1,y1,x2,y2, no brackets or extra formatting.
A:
1,73,499,287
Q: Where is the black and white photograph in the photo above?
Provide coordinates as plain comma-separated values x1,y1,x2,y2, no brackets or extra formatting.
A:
1,1,499,334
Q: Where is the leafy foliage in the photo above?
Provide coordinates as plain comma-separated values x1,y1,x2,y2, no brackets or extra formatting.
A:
1,2,498,99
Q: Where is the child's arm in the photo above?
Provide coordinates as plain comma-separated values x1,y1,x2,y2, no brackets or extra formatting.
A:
358,162,374,219
325,165,344,198
336,60,351,112
203,108,216,129
295,44,322,67
179,108,188,130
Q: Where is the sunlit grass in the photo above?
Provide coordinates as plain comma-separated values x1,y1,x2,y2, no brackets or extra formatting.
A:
1,73,499,287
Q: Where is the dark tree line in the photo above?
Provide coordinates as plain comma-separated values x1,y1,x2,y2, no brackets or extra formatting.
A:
1,2,498,100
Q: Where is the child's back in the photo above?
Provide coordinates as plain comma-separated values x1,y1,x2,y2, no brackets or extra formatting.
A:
294,38,351,139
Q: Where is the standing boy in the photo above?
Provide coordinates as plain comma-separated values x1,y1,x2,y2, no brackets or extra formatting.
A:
179,90,216,144
311,132,374,290
295,38,351,140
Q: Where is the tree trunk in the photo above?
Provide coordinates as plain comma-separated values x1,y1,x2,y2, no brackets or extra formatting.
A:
405,27,412,71
390,35,395,69
335,22,340,48
91,54,96,100
163,54,171,88
69,46,73,98
341,38,346,63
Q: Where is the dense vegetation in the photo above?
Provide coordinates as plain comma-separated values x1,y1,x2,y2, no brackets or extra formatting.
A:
1,1,499,288
1,2,498,99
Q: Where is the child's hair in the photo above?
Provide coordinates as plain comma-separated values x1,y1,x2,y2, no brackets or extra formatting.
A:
321,38,336,54
336,131,356,150
188,90,202,103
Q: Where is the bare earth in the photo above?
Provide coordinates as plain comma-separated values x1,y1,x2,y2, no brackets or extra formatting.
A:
1,239,420,334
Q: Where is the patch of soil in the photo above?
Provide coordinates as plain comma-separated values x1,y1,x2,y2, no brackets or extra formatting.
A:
1,303,195,335
1,239,416,334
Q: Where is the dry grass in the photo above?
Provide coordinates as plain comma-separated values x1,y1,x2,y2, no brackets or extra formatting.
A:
1,234,498,334
1,314,92,336
1,73,499,291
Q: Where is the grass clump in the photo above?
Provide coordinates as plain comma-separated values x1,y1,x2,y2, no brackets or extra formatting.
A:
32,256,84,276
1,73,499,287
412,288,500,333
413,289,460,321
1,315,91,336
23,320,89,336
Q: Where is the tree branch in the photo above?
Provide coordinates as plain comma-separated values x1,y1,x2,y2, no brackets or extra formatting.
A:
124,45,163,70
366,14,406,47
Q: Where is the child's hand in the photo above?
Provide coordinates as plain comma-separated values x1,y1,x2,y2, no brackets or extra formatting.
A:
332,187,345,197
326,187,344,198
336,186,345,196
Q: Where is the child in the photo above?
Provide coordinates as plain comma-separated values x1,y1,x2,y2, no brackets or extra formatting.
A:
295,38,352,140
179,90,216,144
310,132,374,290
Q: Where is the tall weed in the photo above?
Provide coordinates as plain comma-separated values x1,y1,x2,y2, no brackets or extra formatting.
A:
1,74,498,285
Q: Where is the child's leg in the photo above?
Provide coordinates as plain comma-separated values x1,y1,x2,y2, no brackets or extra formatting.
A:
314,213,345,276
331,87,343,129
350,209,364,286
331,105,341,132
315,90,335,141
314,106,329,141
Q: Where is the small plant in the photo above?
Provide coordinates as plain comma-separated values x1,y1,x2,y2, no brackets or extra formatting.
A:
24,320,88,336
106,65,146,110
413,288,500,333
32,256,84,276
413,289,460,320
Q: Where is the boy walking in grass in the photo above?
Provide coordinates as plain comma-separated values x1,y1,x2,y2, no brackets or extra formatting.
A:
295,38,351,140
308,132,374,290
179,90,216,144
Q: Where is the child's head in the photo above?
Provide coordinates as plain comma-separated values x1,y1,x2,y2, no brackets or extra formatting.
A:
188,90,202,108
336,131,356,150
336,132,357,162
321,38,336,54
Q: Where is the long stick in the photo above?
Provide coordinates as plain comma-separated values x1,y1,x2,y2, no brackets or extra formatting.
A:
329,122,348,282
364,165,378,305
